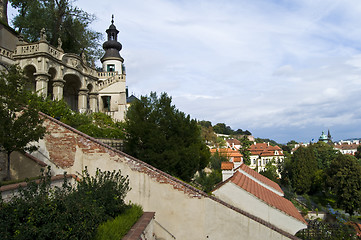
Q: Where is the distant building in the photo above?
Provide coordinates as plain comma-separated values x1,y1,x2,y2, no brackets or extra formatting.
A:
225,138,241,150
319,130,332,144
334,141,360,155
248,142,284,173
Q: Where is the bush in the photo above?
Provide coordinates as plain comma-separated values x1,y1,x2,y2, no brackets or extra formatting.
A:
95,204,143,240
0,167,131,240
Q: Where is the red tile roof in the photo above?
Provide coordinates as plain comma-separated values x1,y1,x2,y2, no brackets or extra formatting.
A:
230,171,306,224
226,139,240,145
249,143,284,157
210,148,243,162
334,143,359,150
239,164,284,195
221,162,234,170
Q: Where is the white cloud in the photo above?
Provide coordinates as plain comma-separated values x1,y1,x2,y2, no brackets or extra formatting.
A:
18,0,361,142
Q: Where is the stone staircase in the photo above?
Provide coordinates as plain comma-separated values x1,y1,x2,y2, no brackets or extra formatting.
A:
96,72,125,91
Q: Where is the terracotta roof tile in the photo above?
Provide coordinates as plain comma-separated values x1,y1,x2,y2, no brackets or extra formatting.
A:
239,164,284,195
221,162,234,170
230,171,306,224
210,148,243,159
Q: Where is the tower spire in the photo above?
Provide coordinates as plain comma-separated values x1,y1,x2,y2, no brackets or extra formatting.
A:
101,15,124,72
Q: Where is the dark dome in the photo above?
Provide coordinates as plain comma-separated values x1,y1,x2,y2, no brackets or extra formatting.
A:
103,40,122,51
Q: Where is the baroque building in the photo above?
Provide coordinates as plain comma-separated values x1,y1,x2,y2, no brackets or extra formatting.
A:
0,12,127,121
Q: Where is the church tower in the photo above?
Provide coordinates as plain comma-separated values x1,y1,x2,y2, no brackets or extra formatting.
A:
97,15,127,122
100,15,124,74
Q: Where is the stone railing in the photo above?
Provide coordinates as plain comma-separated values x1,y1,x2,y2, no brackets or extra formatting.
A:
13,42,63,60
0,46,14,59
48,45,62,59
96,74,124,91
97,71,119,78
15,43,39,55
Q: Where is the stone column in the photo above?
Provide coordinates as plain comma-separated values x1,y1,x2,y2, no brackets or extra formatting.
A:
34,72,50,98
78,88,88,113
52,79,65,100
89,93,99,113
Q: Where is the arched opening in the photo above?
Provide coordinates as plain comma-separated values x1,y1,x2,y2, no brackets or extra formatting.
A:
63,74,81,111
23,65,36,92
48,67,57,100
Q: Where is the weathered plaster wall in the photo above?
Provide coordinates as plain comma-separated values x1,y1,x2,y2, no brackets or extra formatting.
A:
213,182,307,235
30,114,300,240
10,152,46,180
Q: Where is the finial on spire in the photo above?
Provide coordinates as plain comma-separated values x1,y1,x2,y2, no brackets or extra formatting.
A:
111,14,114,24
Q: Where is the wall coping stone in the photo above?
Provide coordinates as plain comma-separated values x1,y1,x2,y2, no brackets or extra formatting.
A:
123,212,155,240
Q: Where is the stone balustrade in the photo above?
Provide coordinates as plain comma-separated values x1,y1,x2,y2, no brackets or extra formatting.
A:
0,46,14,59
96,74,124,91
97,71,118,78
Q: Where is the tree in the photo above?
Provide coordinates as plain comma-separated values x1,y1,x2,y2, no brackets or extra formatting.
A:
290,146,318,194
10,0,102,61
326,154,361,216
355,145,361,160
124,92,210,182
311,141,337,169
259,160,279,183
0,66,46,180
213,123,233,135
239,135,252,165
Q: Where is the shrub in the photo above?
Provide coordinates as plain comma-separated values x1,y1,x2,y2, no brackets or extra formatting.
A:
0,167,131,240
95,204,143,240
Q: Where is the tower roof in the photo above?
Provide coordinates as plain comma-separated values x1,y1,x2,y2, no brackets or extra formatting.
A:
101,15,124,63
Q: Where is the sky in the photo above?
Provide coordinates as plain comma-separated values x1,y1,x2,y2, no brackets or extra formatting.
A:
8,0,361,143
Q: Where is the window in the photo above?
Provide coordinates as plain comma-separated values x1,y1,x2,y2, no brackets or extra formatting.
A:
102,96,111,111
107,64,115,72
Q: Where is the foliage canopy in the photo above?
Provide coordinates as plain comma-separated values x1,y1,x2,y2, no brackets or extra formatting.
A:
124,92,210,181
10,0,102,62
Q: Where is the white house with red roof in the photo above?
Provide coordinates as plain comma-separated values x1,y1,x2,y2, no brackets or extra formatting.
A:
333,141,360,155
213,163,307,235
249,142,284,173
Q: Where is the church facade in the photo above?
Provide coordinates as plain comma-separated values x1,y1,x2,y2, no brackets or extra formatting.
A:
0,11,127,122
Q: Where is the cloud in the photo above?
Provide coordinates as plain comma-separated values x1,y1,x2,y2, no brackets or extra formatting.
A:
43,0,361,142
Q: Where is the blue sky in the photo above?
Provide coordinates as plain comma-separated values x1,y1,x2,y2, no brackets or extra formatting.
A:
8,0,361,143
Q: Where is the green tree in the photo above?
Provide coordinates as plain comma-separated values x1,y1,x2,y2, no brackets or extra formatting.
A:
239,135,252,165
290,146,318,194
124,92,210,182
326,154,361,216
354,145,361,160
10,0,102,61
311,141,337,169
194,169,222,193
259,160,279,183
213,123,233,135
0,66,46,180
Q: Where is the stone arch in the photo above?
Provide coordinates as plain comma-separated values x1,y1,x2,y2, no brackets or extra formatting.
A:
63,74,81,111
23,64,37,92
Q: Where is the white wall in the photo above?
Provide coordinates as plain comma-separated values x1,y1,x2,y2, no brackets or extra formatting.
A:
213,182,307,235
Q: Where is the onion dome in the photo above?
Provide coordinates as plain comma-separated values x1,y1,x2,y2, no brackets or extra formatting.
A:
100,15,124,63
